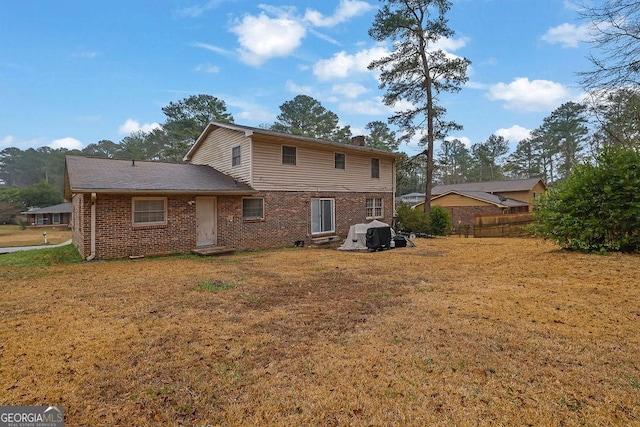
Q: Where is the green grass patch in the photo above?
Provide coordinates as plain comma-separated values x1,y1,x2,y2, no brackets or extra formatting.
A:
197,280,236,292
0,244,83,267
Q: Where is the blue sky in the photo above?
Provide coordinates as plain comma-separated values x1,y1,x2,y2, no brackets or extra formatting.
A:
1,0,594,156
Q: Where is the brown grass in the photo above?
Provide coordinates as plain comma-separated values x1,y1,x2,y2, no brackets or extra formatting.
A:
0,225,71,247
1,237,639,426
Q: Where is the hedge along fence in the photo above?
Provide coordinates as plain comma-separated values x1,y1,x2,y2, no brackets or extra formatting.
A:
473,213,534,238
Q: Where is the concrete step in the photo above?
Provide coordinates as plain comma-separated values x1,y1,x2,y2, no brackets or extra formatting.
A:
192,246,235,256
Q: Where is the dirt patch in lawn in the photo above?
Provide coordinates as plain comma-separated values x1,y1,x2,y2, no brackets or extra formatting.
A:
1,237,638,426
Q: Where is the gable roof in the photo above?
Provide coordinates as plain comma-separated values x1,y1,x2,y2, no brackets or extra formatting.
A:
21,202,72,215
431,178,545,195
65,156,256,197
184,121,402,161
432,190,529,208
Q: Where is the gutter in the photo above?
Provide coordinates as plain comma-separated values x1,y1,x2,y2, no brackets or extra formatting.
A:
86,192,96,261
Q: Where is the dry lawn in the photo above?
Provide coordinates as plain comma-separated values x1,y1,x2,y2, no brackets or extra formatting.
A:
1,237,639,426
0,225,71,247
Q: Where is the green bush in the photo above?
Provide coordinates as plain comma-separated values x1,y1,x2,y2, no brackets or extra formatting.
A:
428,205,452,236
395,203,452,235
531,146,640,253
395,203,429,233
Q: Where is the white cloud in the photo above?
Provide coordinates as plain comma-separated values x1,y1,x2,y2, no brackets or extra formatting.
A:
313,46,388,80
191,42,231,56
338,99,387,115
304,0,375,27
285,79,315,96
118,119,162,135
541,23,592,48
1,135,46,149
487,77,573,112
494,125,532,143
1,135,15,147
194,63,220,73
432,36,469,52
50,137,83,150
332,82,369,99
176,0,223,18
231,12,306,66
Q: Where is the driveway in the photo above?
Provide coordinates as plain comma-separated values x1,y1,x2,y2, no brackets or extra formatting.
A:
0,239,73,254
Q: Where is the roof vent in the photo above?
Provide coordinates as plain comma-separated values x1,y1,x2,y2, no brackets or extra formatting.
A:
498,195,507,202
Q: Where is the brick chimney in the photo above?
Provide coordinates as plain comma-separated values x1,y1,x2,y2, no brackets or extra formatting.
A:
351,135,365,146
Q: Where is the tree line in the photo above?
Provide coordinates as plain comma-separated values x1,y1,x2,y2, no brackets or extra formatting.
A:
2,88,640,211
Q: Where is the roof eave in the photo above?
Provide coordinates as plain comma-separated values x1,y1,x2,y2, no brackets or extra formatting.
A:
69,188,258,196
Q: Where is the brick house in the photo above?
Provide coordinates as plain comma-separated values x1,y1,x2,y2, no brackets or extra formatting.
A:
65,122,399,260
412,178,547,226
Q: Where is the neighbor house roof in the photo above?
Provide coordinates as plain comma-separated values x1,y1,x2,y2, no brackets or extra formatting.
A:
184,121,403,161
65,156,256,198
432,191,529,208
431,178,545,196
21,202,72,215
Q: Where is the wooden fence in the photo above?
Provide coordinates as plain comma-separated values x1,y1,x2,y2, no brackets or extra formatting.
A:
473,213,534,238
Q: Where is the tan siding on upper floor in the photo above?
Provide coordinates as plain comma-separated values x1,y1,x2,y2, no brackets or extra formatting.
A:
250,138,394,193
189,127,252,184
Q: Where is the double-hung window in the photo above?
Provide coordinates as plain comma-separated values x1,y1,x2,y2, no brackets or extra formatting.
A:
282,146,297,165
52,213,61,224
366,198,383,219
242,198,264,220
132,197,166,226
232,146,241,166
371,158,380,178
311,198,335,234
335,153,345,169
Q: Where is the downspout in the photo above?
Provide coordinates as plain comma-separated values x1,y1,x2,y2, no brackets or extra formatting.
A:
86,192,96,261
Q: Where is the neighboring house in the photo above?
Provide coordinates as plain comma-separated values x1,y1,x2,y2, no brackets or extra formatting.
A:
22,202,72,227
413,178,546,226
65,122,399,260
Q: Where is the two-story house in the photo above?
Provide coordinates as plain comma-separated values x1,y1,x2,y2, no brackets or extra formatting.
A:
65,122,399,260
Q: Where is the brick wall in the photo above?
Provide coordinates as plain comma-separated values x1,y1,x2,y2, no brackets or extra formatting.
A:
73,191,393,259
217,191,394,250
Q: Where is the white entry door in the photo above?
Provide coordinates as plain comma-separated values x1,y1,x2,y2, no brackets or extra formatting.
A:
196,197,217,247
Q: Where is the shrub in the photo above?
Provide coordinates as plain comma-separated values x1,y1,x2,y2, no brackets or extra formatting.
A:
531,146,640,253
395,203,452,235
395,203,429,233
428,205,452,236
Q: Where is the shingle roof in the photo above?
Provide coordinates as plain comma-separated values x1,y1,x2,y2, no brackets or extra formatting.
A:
185,121,402,161
65,156,256,196
431,178,545,195
21,202,72,215
434,191,529,208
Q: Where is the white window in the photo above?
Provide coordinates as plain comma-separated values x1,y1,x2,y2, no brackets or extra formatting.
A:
311,198,335,234
232,146,241,166
132,197,166,226
242,198,264,220
282,146,297,165
52,213,61,224
371,158,380,178
366,198,383,219
36,214,44,225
